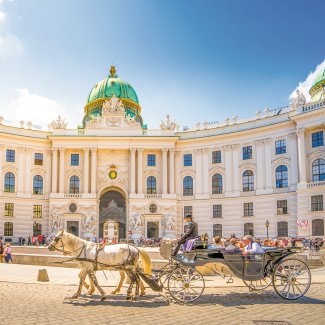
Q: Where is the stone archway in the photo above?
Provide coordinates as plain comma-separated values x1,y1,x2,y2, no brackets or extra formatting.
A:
99,189,126,241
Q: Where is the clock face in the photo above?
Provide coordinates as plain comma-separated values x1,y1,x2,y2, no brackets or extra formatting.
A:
109,170,117,180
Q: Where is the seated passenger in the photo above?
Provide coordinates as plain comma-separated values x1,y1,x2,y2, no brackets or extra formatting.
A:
225,238,241,252
209,236,224,249
242,235,264,256
172,215,198,256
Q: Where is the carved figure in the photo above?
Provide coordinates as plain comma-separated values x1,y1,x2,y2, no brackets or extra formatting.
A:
291,89,306,109
48,115,68,130
164,213,176,231
160,114,177,130
83,215,95,232
129,214,142,231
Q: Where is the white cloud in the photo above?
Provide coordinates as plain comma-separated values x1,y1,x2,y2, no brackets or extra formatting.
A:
290,59,325,101
0,10,6,23
1,89,78,130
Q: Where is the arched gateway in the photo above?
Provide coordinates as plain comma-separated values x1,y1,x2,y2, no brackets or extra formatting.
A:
99,189,126,241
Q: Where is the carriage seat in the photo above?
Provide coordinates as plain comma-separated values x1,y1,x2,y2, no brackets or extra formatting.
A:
262,247,285,252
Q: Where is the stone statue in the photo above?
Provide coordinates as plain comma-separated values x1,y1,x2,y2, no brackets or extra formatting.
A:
49,210,63,233
291,89,306,110
160,114,177,130
129,214,142,231
83,215,95,232
102,95,125,113
48,115,68,130
164,213,176,231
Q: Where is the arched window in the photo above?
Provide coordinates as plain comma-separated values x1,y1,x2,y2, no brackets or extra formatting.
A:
4,222,13,236
69,175,80,194
213,224,222,237
33,175,43,195
4,172,15,193
312,219,324,236
276,165,288,188
212,173,223,194
183,176,193,196
244,223,254,236
147,176,157,194
33,223,42,236
277,221,288,237
242,170,254,192
312,159,325,182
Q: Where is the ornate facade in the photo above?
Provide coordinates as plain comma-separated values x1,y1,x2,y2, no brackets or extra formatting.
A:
0,66,324,242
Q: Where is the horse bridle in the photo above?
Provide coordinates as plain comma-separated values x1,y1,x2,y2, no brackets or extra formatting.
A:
49,232,85,257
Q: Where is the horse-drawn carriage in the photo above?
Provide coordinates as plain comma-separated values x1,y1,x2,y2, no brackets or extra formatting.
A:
156,241,311,303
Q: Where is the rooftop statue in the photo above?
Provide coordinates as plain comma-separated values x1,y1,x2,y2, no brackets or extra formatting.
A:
291,89,306,110
48,115,68,130
160,114,177,130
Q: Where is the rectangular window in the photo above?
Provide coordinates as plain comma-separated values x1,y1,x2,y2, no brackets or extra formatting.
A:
71,154,79,166
275,139,286,155
242,146,252,160
213,205,222,218
184,206,192,218
6,149,15,162
311,195,323,212
4,222,13,236
34,153,43,165
33,205,42,218
147,154,156,166
277,200,288,215
244,202,254,216
4,203,14,217
312,131,324,148
212,150,221,164
184,154,192,167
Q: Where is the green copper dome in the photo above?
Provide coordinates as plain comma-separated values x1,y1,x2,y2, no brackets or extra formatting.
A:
87,66,139,104
83,66,145,128
309,67,325,102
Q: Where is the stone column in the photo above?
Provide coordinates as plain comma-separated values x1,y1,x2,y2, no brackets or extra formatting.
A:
202,149,210,195
137,149,143,194
51,148,58,193
264,139,273,191
90,148,97,194
169,149,175,194
255,140,265,193
17,148,25,194
162,148,168,195
130,148,136,194
232,145,240,194
25,149,32,194
289,133,299,189
195,149,203,195
224,145,233,194
175,151,181,194
297,128,307,184
45,150,51,195
59,148,65,194
83,148,89,194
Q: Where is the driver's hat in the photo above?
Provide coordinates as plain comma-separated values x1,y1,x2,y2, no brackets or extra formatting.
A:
184,214,192,219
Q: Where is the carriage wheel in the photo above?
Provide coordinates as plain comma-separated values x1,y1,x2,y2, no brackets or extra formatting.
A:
167,267,205,303
159,269,172,290
243,275,272,291
272,258,311,300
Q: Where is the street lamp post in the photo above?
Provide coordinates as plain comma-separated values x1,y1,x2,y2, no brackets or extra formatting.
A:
265,220,270,239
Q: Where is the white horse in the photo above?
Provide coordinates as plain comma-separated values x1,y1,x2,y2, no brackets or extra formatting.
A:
48,230,152,301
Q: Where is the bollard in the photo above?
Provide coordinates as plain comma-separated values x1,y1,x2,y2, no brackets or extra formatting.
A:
37,269,49,282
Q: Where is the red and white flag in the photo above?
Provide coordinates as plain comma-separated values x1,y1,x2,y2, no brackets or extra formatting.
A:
297,220,309,227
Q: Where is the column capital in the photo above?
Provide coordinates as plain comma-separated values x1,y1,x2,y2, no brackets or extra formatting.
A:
162,148,168,153
137,148,144,153
223,144,232,151
296,128,306,137
59,147,65,152
263,138,272,145
168,148,175,153
254,139,265,146
130,148,137,153
52,147,59,152
194,148,202,154
83,148,90,152
90,148,97,152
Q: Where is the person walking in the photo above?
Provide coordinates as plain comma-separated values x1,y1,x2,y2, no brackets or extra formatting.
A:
27,235,31,246
4,243,13,263
0,240,4,263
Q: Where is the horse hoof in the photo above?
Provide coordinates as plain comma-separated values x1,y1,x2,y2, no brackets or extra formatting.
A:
140,292,145,297
126,296,132,301
100,296,107,301
111,290,118,295
86,291,94,296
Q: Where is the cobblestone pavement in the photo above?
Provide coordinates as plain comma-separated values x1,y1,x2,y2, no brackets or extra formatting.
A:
0,282,324,325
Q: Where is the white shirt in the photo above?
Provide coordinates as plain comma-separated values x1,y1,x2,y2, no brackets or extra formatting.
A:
244,242,264,254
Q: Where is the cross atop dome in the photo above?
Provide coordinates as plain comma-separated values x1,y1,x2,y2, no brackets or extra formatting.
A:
109,65,117,78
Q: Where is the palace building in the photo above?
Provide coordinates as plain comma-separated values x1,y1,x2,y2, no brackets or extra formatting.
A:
0,66,324,242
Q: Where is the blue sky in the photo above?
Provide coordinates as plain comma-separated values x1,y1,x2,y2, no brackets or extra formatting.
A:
0,0,324,130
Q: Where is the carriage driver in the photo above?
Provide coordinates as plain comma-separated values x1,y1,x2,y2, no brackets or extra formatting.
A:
242,235,264,256
172,214,198,256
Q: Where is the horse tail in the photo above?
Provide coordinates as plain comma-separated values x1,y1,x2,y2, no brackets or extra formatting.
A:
137,248,152,275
